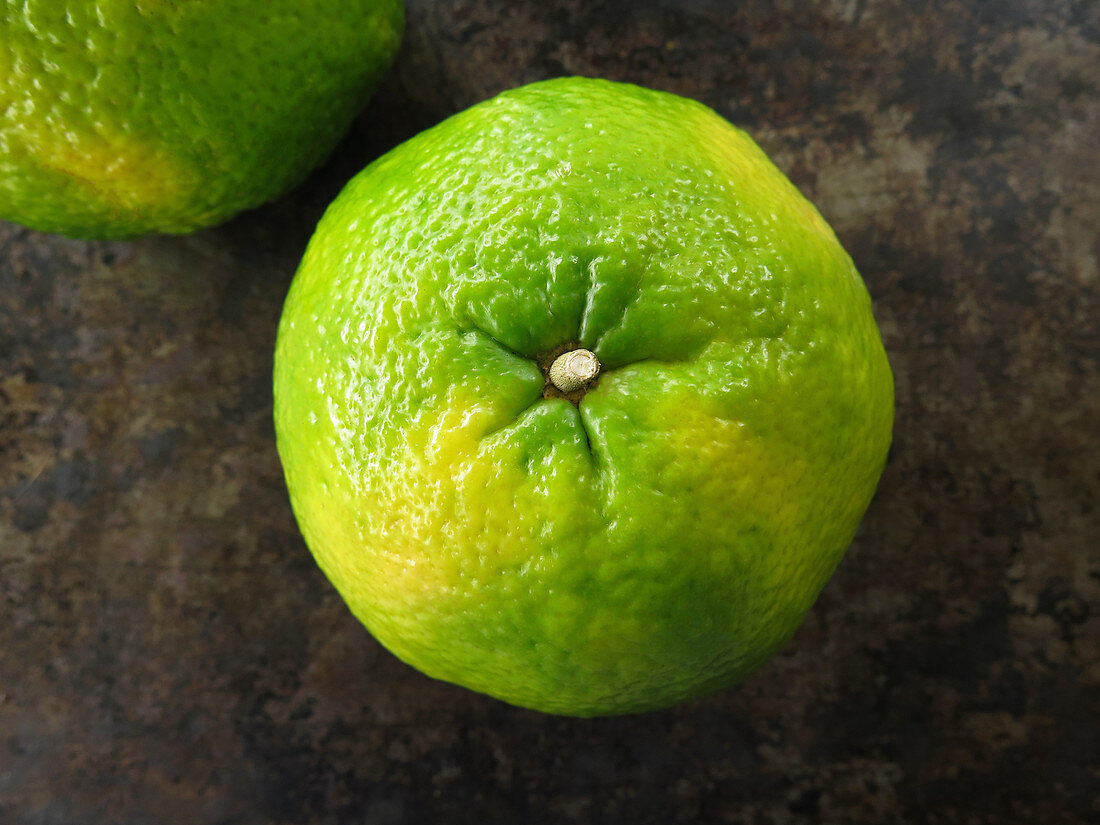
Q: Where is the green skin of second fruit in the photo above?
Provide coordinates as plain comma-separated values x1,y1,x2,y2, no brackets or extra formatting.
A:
0,0,402,238
274,77,894,716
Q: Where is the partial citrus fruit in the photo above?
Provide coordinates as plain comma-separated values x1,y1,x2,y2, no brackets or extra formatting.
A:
0,0,403,239
274,78,894,716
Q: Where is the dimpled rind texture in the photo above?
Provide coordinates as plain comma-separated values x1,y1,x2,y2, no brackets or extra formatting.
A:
274,78,894,717
0,0,403,239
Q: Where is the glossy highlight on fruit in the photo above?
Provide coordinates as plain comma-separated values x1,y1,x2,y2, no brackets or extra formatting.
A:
0,0,403,239
274,78,894,716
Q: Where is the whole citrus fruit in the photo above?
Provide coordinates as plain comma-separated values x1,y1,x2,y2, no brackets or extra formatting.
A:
0,0,402,239
274,78,894,716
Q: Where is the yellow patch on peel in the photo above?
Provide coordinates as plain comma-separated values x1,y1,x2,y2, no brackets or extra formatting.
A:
14,120,197,221
312,389,534,625
649,396,831,604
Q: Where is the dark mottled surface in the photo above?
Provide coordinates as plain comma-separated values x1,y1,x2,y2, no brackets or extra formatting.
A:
2,1,1098,823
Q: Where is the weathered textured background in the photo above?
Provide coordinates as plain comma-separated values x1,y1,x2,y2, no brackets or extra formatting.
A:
2,1,1097,823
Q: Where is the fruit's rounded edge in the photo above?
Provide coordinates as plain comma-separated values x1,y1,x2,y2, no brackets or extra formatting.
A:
0,0,406,240
211,0,408,235
158,0,407,239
